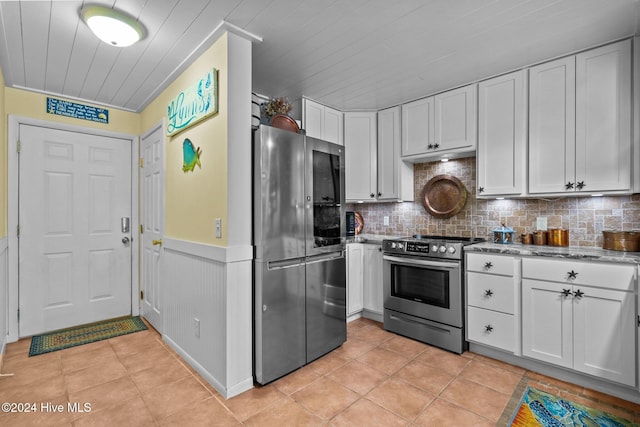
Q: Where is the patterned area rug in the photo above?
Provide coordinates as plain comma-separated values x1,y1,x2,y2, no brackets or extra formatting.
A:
508,386,636,426
29,316,147,356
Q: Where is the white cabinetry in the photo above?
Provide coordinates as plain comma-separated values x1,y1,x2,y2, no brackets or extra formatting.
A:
302,98,344,145
522,257,636,387
466,253,519,353
377,106,414,202
476,70,527,197
529,39,631,195
362,244,383,320
401,84,476,162
344,112,377,201
346,243,363,317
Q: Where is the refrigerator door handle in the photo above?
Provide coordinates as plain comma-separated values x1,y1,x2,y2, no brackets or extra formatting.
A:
305,251,344,264
267,257,306,270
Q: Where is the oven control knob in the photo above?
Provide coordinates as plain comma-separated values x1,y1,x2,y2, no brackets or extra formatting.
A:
431,244,439,253
439,245,447,253
390,242,397,249
398,243,404,250
448,246,456,254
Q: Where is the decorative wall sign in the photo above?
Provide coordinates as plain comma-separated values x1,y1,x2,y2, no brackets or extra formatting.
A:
167,68,218,136
182,138,202,172
46,97,109,124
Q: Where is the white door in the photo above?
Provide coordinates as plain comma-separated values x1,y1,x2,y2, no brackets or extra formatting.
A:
140,124,165,332
19,124,132,337
522,279,573,369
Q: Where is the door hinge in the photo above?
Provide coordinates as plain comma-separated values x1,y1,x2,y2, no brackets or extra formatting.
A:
140,224,143,234
139,158,144,168
16,225,20,238
16,140,21,153
637,315,639,327
17,308,19,321
140,290,144,300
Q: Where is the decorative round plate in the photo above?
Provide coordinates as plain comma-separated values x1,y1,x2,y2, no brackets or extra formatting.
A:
270,114,300,133
354,212,364,234
421,174,467,219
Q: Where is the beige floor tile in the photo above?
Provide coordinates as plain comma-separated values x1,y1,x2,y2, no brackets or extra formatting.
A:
379,335,429,358
2,348,61,372
0,394,72,427
2,373,67,403
365,377,435,420
440,377,511,421
459,358,523,395
223,384,286,421
119,344,176,373
330,398,406,427
349,324,395,345
292,377,359,420
142,375,212,420
413,398,495,427
159,396,240,426
356,347,410,375
243,397,324,427
272,365,321,396
0,357,64,390
72,396,156,427
394,360,455,394
61,345,119,374
68,376,140,415
64,356,128,394
306,351,349,376
129,356,191,393
327,360,388,395
415,345,472,375
331,337,376,359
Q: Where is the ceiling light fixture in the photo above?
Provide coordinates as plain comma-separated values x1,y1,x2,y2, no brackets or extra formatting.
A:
80,5,145,47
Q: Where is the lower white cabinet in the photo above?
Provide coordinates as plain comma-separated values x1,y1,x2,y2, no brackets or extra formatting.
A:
522,257,636,387
465,253,519,353
346,243,363,316
363,244,383,317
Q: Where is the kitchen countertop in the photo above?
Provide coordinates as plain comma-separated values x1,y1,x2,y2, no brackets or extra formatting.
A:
347,233,401,245
466,242,640,265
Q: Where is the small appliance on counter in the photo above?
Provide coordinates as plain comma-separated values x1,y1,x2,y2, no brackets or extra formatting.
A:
346,211,356,237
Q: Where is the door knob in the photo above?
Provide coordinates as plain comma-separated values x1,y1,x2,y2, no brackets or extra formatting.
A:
122,236,130,246
152,239,163,246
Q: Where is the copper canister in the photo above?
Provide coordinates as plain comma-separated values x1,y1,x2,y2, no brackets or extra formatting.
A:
602,231,640,251
532,230,547,245
547,228,569,247
521,233,532,244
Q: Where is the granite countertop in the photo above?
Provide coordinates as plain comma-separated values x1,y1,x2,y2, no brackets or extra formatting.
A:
347,233,401,245
466,242,640,265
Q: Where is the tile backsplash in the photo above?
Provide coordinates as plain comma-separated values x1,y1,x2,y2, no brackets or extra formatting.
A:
347,157,640,247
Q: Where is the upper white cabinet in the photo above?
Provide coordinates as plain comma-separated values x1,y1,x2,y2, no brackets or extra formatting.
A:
377,107,414,202
529,39,631,195
401,84,476,162
344,112,377,201
302,98,344,145
476,70,527,197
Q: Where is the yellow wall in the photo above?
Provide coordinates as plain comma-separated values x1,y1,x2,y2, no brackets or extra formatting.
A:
141,33,229,246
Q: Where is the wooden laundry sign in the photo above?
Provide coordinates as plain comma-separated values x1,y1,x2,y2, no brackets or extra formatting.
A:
46,97,109,124
167,68,218,136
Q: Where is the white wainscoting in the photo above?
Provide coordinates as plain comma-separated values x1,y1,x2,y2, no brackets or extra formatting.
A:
162,238,253,399
0,238,9,363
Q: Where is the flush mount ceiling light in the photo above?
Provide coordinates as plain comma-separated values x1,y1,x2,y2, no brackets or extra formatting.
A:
80,5,145,47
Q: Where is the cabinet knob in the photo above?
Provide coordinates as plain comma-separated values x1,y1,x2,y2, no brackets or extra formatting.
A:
433,143,440,149
370,193,375,198
567,270,578,279
484,261,493,269
427,144,433,150
484,289,493,297
565,181,575,190
478,187,485,194
377,192,382,197
484,325,493,333
561,288,572,297
573,289,584,299
576,181,585,190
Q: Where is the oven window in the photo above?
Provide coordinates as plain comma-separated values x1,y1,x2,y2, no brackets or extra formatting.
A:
391,264,450,308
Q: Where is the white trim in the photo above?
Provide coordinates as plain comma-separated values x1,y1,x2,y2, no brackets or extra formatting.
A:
7,115,140,342
163,238,253,263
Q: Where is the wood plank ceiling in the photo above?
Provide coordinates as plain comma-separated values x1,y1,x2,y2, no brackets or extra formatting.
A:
0,0,637,113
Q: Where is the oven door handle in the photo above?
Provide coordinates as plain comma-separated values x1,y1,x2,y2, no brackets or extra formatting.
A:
383,255,459,269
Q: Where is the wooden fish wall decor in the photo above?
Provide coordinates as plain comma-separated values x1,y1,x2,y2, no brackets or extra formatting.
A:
182,138,202,172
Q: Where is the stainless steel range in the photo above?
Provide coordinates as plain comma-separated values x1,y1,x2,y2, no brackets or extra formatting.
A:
382,235,484,354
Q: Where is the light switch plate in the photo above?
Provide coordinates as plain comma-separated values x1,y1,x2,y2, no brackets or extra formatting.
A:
536,217,547,230
215,218,222,238
383,216,390,226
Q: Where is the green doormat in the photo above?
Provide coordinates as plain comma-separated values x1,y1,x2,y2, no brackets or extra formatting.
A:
29,316,147,356
508,386,635,426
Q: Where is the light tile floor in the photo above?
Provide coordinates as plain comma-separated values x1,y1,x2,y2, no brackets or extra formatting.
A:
0,317,638,426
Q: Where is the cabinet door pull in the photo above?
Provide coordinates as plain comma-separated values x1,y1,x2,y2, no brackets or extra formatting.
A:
567,270,578,279
433,143,440,149
484,261,493,269
427,144,434,149
561,288,572,297
565,181,575,190
377,192,382,197
573,289,584,299
370,193,375,198
478,187,485,194
484,325,493,333
484,289,493,297
576,181,585,190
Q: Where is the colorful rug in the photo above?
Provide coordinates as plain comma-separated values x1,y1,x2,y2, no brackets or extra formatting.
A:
29,316,147,356
508,386,636,426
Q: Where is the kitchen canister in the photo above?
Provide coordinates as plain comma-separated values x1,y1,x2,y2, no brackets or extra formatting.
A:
602,230,640,251
547,228,569,247
532,230,547,245
521,233,532,244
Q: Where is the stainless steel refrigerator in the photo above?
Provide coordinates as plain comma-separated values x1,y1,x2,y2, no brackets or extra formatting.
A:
253,125,346,385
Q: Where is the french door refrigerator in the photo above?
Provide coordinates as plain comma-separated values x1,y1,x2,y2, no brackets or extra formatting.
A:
253,125,346,385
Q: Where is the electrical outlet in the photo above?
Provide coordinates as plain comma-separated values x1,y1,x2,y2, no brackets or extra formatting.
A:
383,216,390,226
194,318,200,338
215,218,222,238
536,217,547,230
